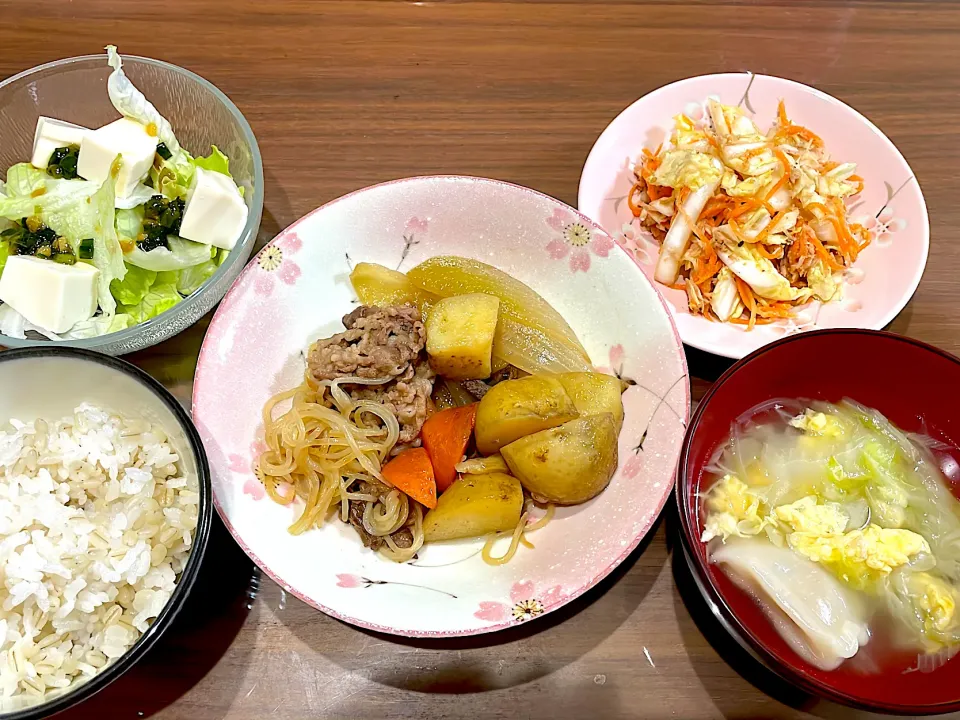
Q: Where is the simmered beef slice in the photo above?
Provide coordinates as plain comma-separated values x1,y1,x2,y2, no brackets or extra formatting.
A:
308,304,427,381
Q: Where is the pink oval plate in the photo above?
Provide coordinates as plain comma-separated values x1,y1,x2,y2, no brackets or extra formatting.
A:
192,176,689,636
578,73,929,360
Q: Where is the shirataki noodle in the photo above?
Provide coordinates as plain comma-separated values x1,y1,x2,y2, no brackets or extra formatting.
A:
257,372,425,563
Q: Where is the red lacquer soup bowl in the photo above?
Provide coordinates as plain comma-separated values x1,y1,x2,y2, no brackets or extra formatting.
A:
676,329,960,714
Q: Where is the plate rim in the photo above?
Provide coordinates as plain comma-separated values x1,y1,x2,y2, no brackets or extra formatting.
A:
577,72,931,360
193,174,691,637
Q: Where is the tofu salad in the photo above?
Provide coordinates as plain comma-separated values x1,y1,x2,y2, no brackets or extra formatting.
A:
0,46,249,339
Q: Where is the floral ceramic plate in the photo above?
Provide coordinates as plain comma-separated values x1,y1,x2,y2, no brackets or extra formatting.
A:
193,176,689,636
578,73,929,360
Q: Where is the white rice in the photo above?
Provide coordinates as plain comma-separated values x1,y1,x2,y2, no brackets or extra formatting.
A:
0,404,198,710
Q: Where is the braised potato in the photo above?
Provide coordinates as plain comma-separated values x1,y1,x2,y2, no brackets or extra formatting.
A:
557,372,626,431
474,375,579,455
426,293,500,380
349,262,437,315
501,413,619,504
423,472,523,542
408,256,592,373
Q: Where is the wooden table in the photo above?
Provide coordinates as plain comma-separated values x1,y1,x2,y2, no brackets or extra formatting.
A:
1,1,958,717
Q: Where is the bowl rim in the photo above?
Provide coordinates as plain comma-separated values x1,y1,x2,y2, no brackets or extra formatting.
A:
0,53,265,352
577,72,931,360
193,173,691,637
675,327,960,715
0,346,212,719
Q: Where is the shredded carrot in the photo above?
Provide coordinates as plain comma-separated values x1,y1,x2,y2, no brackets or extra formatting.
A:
647,181,667,202
755,243,781,260
734,277,757,315
807,231,844,271
730,315,778,326
627,181,644,217
764,149,791,202
781,124,824,148
848,174,864,194
755,210,784,244
691,245,723,284
777,99,790,126
831,199,859,260
729,198,766,219
804,203,854,259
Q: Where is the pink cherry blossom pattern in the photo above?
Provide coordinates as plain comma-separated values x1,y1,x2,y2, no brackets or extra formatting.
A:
544,208,613,273
510,581,536,604
254,244,302,296
546,208,566,232
227,454,248,473
242,477,265,501
474,602,510,622
617,222,655,265
405,216,429,235
594,344,625,376
280,231,303,253
569,250,591,273
864,207,906,248
233,439,270,501
474,580,568,624
622,453,645,479
278,261,301,285
336,574,363,589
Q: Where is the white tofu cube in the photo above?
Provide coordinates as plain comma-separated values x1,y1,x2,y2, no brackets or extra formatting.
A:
31,117,90,169
77,118,158,197
178,167,248,250
0,256,100,334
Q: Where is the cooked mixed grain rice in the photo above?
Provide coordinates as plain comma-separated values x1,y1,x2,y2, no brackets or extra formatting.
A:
0,404,198,709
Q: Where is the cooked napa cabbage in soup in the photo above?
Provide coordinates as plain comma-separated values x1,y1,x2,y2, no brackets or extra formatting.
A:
700,399,960,671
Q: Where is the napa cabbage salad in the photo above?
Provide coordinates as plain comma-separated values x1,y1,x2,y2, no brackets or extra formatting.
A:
0,46,249,339
629,100,870,329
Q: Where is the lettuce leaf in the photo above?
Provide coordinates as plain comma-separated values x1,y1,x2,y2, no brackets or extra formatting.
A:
115,183,159,210
110,264,157,306
176,259,218,295
192,146,231,177
0,167,102,248
124,235,213,271
116,206,144,243
0,303,62,341
91,163,127,315
106,46,186,166
62,313,134,339
5,163,48,197
120,282,181,323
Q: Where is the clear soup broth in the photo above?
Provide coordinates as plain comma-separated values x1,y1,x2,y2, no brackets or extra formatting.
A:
699,398,960,678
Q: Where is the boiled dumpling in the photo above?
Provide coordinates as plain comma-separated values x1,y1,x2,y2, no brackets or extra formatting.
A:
711,538,870,670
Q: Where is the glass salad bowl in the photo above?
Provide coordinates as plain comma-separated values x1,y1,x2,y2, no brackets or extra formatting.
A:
0,53,263,355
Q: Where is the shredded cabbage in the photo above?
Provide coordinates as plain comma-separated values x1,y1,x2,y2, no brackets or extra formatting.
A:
703,399,960,654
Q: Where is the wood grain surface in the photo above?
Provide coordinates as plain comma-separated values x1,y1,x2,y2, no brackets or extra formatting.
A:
1,1,959,718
